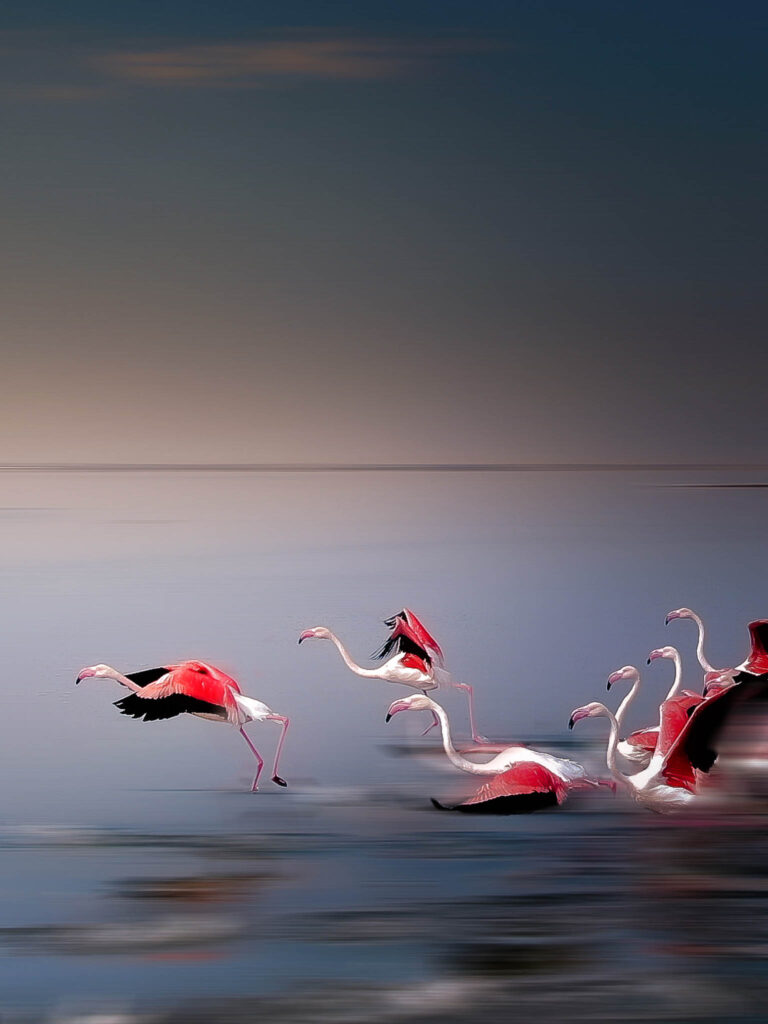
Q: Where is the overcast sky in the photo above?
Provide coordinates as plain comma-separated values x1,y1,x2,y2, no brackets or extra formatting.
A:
1,1,766,465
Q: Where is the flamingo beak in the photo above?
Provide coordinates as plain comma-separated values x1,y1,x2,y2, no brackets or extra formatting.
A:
385,700,409,723
606,671,621,691
568,708,589,730
297,630,313,645
665,612,680,626
647,649,662,664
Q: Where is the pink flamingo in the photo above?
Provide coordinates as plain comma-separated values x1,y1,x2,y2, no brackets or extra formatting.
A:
665,608,719,674
386,694,610,813
76,660,290,791
299,608,487,742
610,647,703,769
569,701,697,813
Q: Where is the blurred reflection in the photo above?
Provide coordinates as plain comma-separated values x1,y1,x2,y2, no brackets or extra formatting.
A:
1,796,768,1022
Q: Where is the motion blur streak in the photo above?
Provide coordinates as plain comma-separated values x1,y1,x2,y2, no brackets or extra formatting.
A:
2,796,768,1022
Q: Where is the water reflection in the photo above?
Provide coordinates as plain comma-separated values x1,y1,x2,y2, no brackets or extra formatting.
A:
0,795,767,1021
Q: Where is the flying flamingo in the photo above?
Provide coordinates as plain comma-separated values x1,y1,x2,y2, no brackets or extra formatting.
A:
568,702,697,813
609,648,703,769
299,609,487,743
75,661,290,791
385,694,610,814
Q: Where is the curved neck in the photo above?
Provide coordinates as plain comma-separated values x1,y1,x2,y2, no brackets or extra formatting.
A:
106,667,142,692
664,651,683,699
327,633,378,677
691,613,715,673
615,673,641,730
602,708,630,790
432,703,487,775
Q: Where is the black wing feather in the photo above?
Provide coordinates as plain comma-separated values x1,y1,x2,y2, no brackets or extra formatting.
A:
125,667,172,688
371,633,431,665
430,792,558,815
114,693,228,722
684,670,768,773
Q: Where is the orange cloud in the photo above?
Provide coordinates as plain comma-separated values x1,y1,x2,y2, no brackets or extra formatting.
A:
93,36,497,87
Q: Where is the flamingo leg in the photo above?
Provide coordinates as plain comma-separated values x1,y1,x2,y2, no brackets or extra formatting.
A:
421,711,440,737
266,714,290,787
453,682,488,744
239,727,264,792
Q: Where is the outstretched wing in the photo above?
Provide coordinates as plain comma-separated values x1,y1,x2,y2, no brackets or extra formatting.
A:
661,673,768,790
115,661,239,724
371,625,433,668
381,609,444,664
432,763,566,815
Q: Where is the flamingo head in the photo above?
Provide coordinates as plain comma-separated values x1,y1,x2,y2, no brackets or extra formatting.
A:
298,626,331,644
569,701,608,729
647,645,677,665
75,663,120,685
385,693,436,722
665,607,695,626
606,665,639,691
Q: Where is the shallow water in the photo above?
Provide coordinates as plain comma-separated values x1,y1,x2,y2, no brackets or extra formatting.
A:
0,466,767,1020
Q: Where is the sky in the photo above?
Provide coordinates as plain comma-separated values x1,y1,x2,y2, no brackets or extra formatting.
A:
1,0,767,466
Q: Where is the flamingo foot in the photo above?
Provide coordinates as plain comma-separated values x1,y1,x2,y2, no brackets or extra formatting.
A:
272,775,287,787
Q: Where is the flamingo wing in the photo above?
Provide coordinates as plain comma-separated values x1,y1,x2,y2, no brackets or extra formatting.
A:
660,676,767,791
114,661,240,724
372,627,432,669
431,762,566,815
656,694,704,758
624,728,659,753
381,609,444,664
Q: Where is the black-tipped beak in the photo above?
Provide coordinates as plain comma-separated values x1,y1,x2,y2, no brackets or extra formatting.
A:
664,615,671,626
75,675,82,685
385,712,392,723
568,716,575,730
272,775,287,787
297,637,304,645
606,681,612,691
646,657,652,665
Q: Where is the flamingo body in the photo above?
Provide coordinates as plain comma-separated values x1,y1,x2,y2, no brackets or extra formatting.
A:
76,661,289,791
431,762,568,815
387,694,609,814
570,702,696,812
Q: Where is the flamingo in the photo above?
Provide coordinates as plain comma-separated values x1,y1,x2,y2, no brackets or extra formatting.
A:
606,666,655,769
568,702,697,813
299,609,487,743
75,661,290,791
698,619,768,695
385,694,609,814
610,648,703,770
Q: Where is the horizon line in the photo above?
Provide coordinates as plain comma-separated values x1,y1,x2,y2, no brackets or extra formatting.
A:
0,461,767,474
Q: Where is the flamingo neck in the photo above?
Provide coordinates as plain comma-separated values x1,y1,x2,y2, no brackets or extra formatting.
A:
327,633,378,678
433,703,486,775
615,673,641,731
602,708,631,791
691,613,715,673
664,651,683,699
104,667,142,692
